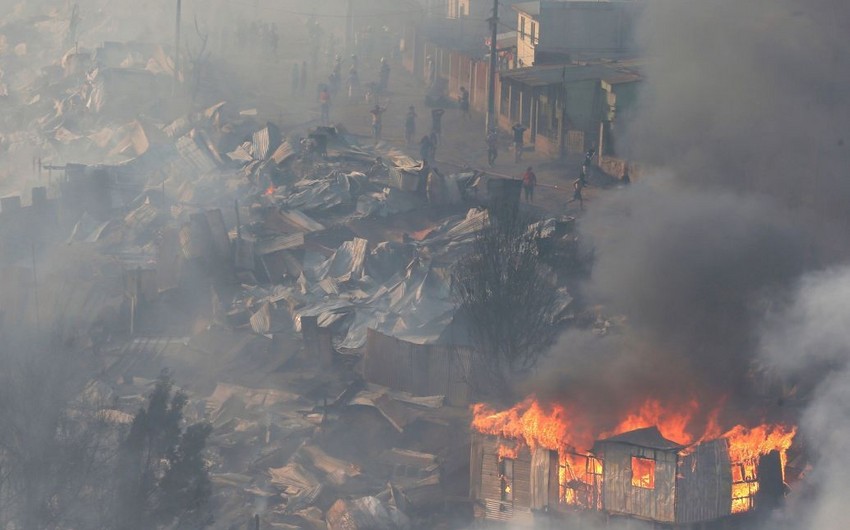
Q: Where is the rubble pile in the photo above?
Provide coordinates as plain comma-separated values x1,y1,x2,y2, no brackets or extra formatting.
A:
0,10,577,528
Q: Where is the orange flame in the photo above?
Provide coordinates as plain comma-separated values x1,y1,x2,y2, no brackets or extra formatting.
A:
472,396,797,515
264,185,276,196
724,423,796,514
598,398,724,445
472,397,586,452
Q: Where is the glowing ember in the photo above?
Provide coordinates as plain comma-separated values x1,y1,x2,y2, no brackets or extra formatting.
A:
264,185,276,196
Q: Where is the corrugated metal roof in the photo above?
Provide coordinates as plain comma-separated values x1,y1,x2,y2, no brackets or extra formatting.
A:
595,426,683,451
500,63,639,88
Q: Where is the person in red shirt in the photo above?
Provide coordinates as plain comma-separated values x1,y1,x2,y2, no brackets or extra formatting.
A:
521,166,536,203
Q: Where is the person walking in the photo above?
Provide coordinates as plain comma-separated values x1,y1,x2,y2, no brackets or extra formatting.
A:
458,86,470,118
521,166,537,203
486,129,498,166
570,178,585,210
404,106,417,145
379,57,391,93
370,104,386,141
430,107,445,143
512,122,527,163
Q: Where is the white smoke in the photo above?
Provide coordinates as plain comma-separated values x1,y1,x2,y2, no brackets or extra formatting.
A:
759,268,850,530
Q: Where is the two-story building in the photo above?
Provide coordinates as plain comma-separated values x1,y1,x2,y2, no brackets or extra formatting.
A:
513,0,644,67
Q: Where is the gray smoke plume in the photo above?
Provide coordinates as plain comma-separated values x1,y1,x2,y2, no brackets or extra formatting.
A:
529,180,806,432
532,0,850,434
758,268,850,530
628,0,850,236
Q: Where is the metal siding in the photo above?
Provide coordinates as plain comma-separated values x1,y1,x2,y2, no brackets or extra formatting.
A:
479,436,535,526
598,442,677,523
676,439,732,523
363,329,471,405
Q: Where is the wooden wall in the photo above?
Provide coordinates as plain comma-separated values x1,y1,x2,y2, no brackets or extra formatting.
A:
471,434,535,526
596,442,677,523
676,439,733,523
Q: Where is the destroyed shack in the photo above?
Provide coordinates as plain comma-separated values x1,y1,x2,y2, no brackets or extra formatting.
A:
470,427,785,527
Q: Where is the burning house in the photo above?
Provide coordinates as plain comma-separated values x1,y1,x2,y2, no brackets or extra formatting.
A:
470,399,795,527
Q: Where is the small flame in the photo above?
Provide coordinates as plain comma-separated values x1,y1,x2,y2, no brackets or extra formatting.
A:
264,185,276,196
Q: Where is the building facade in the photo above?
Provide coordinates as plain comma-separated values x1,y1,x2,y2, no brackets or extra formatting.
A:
513,1,644,67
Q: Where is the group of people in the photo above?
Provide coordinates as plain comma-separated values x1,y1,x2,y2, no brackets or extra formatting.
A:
299,41,616,213
518,164,586,210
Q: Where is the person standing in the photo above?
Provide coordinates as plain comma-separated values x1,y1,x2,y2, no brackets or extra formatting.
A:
458,87,470,118
379,57,391,93
430,107,445,143
300,60,308,94
319,87,331,125
486,129,498,166
512,122,527,162
521,166,537,203
419,134,433,163
347,66,360,101
584,145,596,167
370,104,386,141
428,131,438,161
404,106,417,145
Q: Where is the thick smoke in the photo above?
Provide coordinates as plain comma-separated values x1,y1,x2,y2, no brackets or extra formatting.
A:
530,181,806,430
629,0,850,239
532,0,850,431
758,268,850,530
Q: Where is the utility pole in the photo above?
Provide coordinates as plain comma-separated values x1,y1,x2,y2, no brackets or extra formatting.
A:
346,0,354,52
486,0,499,135
31,243,39,332
174,0,182,93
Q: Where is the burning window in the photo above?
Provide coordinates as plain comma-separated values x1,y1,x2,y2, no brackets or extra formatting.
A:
631,456,656,489
731,460,759,513
499,458,514,510
559,453,603,510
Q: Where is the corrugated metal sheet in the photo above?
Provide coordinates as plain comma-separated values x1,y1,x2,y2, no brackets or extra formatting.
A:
676,439,732,523
174,133,218,174
479,436,535,526
595,441,677,523
252,127,271,160
255,233,305,256
364,328,471,406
